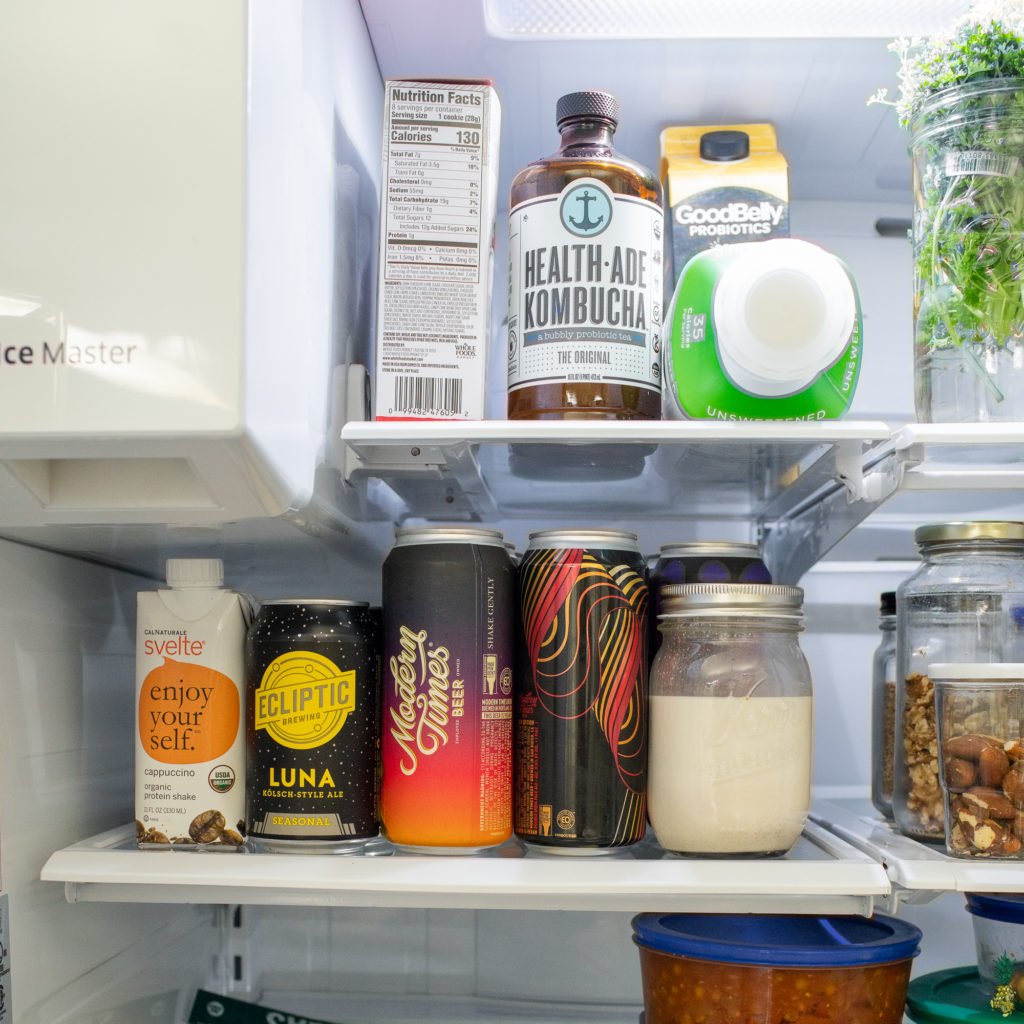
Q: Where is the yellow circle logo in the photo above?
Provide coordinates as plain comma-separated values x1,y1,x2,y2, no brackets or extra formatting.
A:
254,651,355,750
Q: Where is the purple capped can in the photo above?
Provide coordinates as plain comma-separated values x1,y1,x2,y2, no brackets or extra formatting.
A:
649,542,771,658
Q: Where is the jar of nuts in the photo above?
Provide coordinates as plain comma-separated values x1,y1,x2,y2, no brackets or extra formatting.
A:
931,663,1024,859
871,591,898,820
893,522,1024,842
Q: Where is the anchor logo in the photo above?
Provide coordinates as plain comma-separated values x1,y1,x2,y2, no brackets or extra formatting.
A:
559,180,612,238
568,190,603,231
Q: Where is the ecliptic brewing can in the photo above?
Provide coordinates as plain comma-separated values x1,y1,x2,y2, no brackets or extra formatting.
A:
516,529,648,851
245,600,381,851
381,527,515,852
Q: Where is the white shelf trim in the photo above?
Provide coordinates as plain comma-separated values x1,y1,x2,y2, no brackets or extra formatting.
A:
41,822,887,914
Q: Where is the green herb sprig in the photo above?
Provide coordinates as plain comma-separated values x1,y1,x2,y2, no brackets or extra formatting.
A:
872,2,1024,372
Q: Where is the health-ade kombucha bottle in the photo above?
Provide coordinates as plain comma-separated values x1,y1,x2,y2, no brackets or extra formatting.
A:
507,90,664,420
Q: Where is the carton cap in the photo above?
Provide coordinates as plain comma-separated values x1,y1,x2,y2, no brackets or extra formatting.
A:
166,558,224,589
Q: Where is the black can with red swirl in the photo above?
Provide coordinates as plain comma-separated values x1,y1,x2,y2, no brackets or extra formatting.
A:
515,529,648,852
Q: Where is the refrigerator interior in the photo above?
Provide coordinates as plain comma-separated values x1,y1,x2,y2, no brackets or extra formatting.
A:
0,0,1012,1020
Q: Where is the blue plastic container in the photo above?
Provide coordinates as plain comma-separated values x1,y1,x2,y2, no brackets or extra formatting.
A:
965,893,1024,984
632,913,922,1024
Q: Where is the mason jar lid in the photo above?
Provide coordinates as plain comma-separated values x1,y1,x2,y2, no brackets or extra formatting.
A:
928,663,1024,682
660,582,803,616
915,521,1024,547
394,525,505,547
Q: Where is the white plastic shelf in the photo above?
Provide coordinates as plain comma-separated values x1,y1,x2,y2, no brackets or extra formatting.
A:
42,821,888,915
342,419,896,583
813,798,1024,908
894,423,1024,491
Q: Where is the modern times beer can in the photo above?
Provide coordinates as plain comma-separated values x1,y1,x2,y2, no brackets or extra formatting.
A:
516,529,648,852
381,526,515,853
245,600,381,851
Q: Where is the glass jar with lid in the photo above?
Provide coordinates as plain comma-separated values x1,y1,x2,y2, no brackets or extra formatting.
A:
648,582,813,857
893,521,1024,841
871,591,898,819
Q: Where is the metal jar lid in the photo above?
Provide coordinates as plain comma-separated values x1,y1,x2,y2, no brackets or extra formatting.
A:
660,582,803,616
915,521,1024,547
527,528,639,551
393,525,506,548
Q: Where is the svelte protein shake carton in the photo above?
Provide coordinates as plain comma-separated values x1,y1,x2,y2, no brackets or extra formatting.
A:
135,559,249,849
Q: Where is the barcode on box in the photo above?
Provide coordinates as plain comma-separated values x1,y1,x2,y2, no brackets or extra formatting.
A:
394,376,464,417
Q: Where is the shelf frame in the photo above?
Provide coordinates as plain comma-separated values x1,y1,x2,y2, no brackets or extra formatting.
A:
42,822,888,915
812,798,1024,911
341,420,897,583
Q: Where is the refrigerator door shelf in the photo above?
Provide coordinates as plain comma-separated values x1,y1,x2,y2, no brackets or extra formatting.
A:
813,798,1024,911
41,821,888,917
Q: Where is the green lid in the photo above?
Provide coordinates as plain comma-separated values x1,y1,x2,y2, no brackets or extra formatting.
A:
906,967,1015,1023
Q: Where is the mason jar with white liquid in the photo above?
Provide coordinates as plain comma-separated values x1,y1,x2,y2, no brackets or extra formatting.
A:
648,583,813,856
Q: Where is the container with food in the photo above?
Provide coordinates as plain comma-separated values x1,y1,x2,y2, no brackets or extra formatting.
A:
932,663,1024,858
871,591,898,819
647,582,811,856
893,521,1024,841
632,912,922,1024
966,893,1024,990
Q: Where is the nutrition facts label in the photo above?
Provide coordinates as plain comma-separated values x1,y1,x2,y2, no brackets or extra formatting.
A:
384,98,484,283
376,82,499,420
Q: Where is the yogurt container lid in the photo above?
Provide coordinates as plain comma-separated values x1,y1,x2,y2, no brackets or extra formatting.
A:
965,892,1024,924
631,913,921,967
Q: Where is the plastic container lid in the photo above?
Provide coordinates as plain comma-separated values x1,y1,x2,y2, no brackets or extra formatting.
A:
700,129,749,162
631,913,921,967
905,966,1004,1023
166,558,224,589
929,663,1024,682
711,238,856,397
880,591,896,617
965,892,1024,924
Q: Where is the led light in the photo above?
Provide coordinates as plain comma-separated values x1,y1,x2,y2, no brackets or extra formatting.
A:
483,0,975,39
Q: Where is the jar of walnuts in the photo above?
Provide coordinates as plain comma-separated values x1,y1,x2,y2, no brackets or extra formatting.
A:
893,522,1024,842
